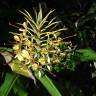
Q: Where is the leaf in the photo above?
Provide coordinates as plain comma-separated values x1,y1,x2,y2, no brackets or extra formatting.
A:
0,72,19,96
0,47,13,52
76,48,96,61
35,72,62,96
13,80,28,96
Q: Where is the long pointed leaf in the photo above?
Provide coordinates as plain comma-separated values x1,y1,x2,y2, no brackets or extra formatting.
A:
0,72,19,96
76,48,96,61
35,73,62,96
13,80,28,96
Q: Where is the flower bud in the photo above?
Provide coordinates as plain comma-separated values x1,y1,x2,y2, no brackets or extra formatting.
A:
14,35,20,41
32,63,39,70
25,40,32,47
19,28,25,32
23,22,27,28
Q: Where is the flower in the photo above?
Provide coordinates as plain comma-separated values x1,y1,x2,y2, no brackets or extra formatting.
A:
32,63,39,70
42,48,48,54
21,49,30,59
13,44,19,50
39,57,46,65
14,35,20,41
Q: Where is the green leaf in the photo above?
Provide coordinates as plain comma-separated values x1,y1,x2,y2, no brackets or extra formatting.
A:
35,72,62,96
0,72,19,96
13,80,28,96
76,48,96,61
0,47,13,53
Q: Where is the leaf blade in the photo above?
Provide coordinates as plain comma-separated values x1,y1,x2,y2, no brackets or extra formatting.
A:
0,72,19,96
13,80,28,96
35,73,62,96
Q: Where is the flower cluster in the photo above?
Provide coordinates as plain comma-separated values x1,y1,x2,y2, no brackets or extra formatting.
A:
11,6,72,73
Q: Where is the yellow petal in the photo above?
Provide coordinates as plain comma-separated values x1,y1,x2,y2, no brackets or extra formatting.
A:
15,53,24,61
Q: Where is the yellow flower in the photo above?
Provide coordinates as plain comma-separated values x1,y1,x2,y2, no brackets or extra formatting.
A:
42,48,48,54
39,57,46,65
32,63,39,70
15,53,24,61
25,40,32,47
21,49,30,59
13,44,19,50
14,35,20,41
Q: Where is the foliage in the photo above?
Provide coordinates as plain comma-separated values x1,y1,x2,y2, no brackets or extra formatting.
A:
0,72,18,96
76,48,96,61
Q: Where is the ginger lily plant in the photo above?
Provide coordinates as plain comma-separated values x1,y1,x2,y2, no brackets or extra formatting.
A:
0,4,79,96
9,4,73,89
1,3,96,96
